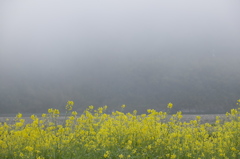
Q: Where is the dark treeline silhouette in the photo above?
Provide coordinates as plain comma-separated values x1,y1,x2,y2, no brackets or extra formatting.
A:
1,49,240,115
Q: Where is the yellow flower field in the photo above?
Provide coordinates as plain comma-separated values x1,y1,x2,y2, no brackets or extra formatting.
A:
0,101,240,159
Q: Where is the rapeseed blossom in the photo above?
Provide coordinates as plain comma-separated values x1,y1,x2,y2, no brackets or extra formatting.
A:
0,100,240,158
65,100,74,111
25,146,34,152
16,113,22,118
103,151,110,158
167,102,173,108
118,154,124,158
121,104,126,108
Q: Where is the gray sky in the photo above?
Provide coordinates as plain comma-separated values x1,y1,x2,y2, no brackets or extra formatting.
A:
0,0,240,112
1,1,240,52
0,0,240,80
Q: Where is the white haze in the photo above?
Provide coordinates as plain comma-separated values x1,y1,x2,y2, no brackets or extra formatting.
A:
0,0,240,113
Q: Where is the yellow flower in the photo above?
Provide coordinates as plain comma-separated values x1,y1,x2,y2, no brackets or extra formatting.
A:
231,147,237,151
170,154,176,159
53,109,60,115
103,151,110,158
132,149,137,154
187,153,192,157
166,154,170,157
121,104,126,108
66,105,72,111
19,152,24,157
30,115,36,120
25,146,34,151
141,114,146,117
15,122,23,127
48,108,53,113
89,105,94,110
147,109,152,113
16,113,22,118
4,99,240,158
167,102,173,109
128,140,132,145
196,116,201,120
68,116,75,120
119,154,124,158
147,145,151,149
66,101,74,111
72,111,78,116
68,100,74,105
104,105,108,109
133,110,137,115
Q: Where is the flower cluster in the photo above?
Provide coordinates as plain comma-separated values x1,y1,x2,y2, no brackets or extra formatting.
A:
0,101,240,158
65,100,74,111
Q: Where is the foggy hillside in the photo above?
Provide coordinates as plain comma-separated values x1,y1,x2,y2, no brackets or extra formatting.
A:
0,0,240,114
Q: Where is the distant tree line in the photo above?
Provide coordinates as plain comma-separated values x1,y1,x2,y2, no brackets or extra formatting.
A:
0,51,240,115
